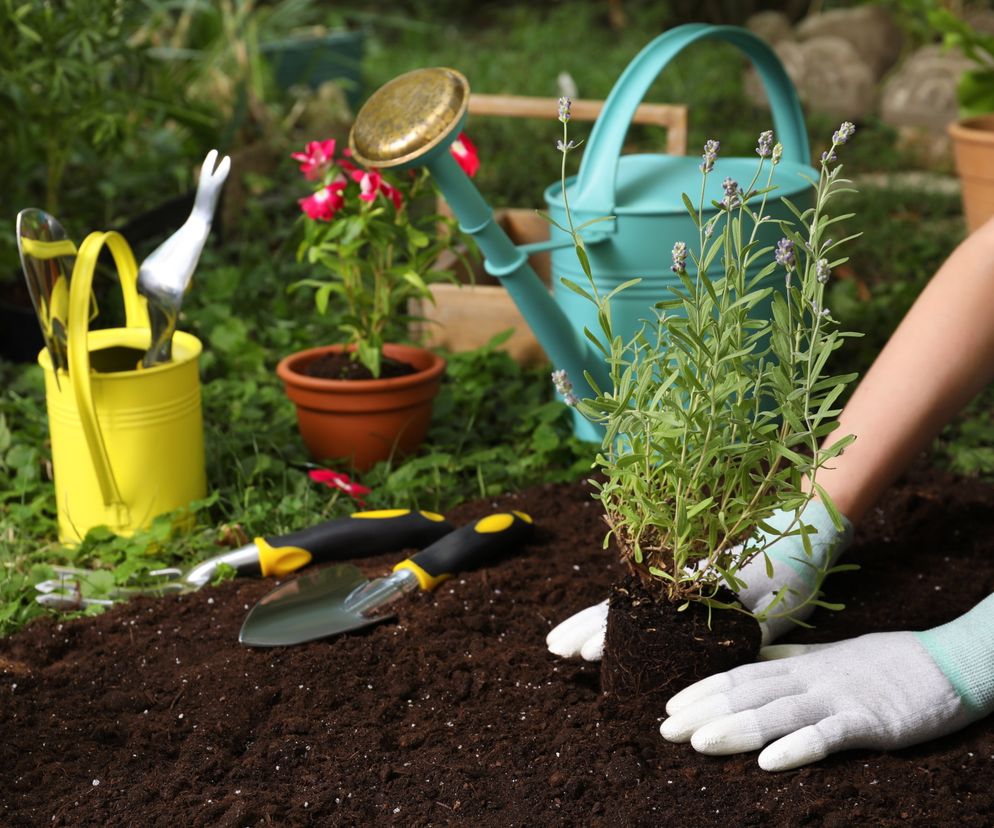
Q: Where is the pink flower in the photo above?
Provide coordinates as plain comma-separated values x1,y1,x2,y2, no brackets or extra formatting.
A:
355,170,383,202
308,469,372,504
449,132,479,177
298,180,346,221
380,180,403,210
350,168,404,209
291,139,337,181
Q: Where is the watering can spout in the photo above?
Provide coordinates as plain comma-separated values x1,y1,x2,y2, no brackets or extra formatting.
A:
349,67,608,409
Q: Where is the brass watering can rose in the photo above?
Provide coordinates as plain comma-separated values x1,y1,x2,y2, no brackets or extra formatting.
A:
349,67,470,168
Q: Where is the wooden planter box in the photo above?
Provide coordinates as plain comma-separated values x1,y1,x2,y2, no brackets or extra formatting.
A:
412,207,553,366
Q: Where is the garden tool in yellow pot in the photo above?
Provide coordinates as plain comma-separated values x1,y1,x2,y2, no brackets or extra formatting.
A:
15,208,95,389
137,149,230,367
239,511,534,646
38,229,207,543
35,509,455,610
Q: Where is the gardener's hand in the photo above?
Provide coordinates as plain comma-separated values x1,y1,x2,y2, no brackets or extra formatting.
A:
660,594,994,771
736,500,853,645
546,500,853,659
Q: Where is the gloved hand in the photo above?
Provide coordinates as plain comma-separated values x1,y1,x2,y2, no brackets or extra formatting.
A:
546,499,853,659
736,500,853,645
661,594,994,771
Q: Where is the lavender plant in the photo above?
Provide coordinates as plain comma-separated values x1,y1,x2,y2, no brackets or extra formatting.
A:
552,98,861,617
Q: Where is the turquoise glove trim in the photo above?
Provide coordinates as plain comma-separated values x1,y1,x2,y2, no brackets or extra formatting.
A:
916,593,994,718
760,500,854,589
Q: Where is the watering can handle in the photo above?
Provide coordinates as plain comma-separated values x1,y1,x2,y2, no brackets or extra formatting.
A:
67,231,149,523
572,23,810,213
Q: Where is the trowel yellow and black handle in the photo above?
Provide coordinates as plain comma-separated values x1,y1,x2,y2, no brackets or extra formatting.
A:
182,509,454,589
392,511,535,591
239,511,538,646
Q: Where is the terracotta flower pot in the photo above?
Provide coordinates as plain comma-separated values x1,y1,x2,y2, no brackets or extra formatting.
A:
948,115,994,233
277,343,445,471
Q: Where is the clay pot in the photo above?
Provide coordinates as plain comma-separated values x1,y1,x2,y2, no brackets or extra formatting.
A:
601,577,761,703
948,115,994,233
277,343,445,471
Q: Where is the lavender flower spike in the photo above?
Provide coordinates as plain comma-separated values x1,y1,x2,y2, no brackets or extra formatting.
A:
700,139,719,174
721,177,740,210
775,237,795,271
816,258,831,284
756,130,774,158
558,96,572,124
833,122,856,145
552,369,578,406
671,241,688,274
771,143,783,166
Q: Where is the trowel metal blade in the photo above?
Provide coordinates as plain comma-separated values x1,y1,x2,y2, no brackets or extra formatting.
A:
238,564,394,647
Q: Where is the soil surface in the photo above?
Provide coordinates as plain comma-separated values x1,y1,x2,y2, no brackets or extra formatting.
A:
305,352,417,381
3,460,994,827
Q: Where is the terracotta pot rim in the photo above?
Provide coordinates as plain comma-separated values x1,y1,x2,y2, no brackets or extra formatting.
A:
948,114,994,141
276,343,446,393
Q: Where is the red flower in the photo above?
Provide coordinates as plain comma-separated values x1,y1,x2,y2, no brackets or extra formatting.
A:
449,132,480,177
298,179,346,221
354,170,383,203
380,180,403,210
291,139,337,181
308,469,372,504
350,168,404,209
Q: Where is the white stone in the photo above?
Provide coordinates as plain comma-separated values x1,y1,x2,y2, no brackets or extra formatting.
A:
745,37,876,120
880,45,975,132
796,5,902,79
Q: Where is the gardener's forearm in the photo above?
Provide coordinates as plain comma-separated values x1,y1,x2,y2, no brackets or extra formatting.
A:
812,217,994,524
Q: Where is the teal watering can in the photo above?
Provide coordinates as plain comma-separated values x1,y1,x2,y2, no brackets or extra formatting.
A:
350,23,817,441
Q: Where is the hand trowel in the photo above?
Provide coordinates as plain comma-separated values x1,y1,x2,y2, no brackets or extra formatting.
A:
239,511,534,646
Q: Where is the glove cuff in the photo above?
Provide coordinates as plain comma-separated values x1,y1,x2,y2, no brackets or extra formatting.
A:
761,499,854,588
916,593,994,718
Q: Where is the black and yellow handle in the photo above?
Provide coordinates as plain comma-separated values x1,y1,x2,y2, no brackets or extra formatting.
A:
256,509,455,577
393,511,534,591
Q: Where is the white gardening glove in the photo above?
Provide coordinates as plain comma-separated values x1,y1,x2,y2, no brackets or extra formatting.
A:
661,593,994,771
546,599,609,660
737,499,853,645
545,500,852,659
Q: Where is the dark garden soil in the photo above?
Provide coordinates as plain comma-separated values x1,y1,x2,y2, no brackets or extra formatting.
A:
305,352,417,381
3,459,994,827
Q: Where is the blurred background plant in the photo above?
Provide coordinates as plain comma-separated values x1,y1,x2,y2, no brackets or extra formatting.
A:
890,0,994,117
0,0,203,282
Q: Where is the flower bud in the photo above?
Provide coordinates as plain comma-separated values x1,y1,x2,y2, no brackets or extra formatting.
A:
700,139,719,174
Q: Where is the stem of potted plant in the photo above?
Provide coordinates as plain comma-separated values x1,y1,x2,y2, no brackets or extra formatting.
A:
278,135,479,470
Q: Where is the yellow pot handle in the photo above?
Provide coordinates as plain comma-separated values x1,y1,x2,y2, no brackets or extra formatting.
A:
67,231,149,524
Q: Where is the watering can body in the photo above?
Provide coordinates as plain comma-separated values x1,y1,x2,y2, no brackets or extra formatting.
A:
37,231,206,544
540,23,818,440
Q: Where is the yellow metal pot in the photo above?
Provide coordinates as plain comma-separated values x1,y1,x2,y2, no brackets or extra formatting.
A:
37,230,206,544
